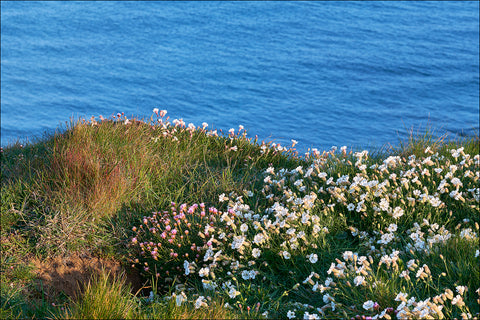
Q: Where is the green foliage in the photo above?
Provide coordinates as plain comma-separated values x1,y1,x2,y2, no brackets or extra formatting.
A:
1,112,479,319
60,270,135,320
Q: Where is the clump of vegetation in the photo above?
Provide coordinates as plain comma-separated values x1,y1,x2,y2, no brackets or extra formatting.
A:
1,109,479,319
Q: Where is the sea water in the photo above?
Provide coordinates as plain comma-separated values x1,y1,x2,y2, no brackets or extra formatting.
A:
1,1,478,152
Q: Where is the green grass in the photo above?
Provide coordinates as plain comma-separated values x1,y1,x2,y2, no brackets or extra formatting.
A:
1,112,479,319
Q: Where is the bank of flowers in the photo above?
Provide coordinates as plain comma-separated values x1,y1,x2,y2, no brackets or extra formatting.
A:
129,109,479,319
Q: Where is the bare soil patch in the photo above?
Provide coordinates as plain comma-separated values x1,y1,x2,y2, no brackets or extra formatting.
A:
32,252,144,301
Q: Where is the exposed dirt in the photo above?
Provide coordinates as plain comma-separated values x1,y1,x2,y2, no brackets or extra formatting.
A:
31,252,145,301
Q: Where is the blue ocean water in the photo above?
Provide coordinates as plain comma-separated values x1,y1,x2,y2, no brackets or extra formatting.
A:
1,1,479,152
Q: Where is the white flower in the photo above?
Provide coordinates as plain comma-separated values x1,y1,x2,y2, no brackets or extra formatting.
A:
282,251,291,259
202,279,218,291
379,198,389,211
228,287,240,299
287,310,296,319
353,275,365,286
231,235,246,250
387,223,398,232
195,296,208,309
324,277,333,287
450,177,463,187
219,193,227,202
460,228,477,240
240,223,248,233
254,233,266,245
451,294,463,305
175,291,187,306
252,248,261,258
347,203,355,211
449,190,462,200
378,232,394,245
395,292,408,302
392,206,404,219
198,267,209,277
153,108,159,114
323,293,332,303
184,260,191,276
429,196,442,207
416,266,425,278
343,251,354,261
303,312,319,319
363,300,375,310
308,253,318,264
456,286,467,295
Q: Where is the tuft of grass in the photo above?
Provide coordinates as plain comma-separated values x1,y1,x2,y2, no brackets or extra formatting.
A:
60,270,136,320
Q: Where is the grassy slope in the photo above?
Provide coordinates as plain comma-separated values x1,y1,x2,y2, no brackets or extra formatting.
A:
1,115,479,319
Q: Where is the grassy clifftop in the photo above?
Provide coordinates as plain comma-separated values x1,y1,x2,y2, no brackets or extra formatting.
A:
1,112,479,319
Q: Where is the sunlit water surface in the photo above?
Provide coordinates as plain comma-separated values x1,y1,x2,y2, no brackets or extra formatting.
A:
1,2,478,152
